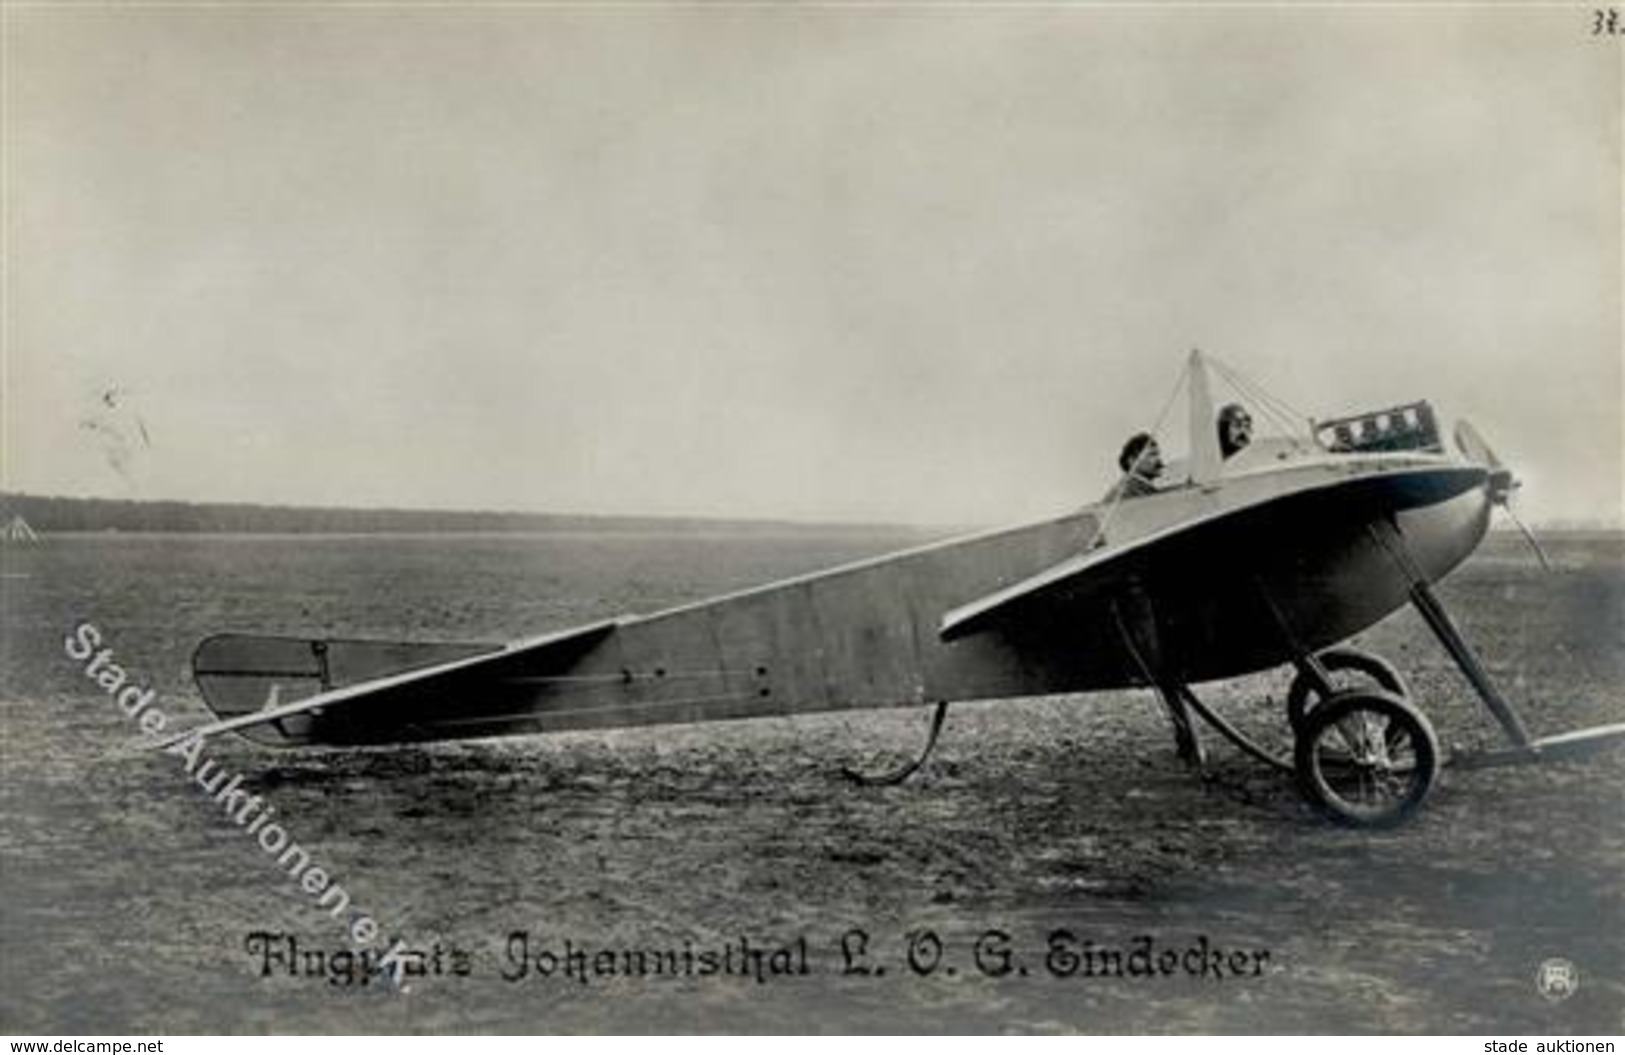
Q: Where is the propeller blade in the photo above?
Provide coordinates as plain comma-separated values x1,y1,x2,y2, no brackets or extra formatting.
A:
1504,501,1553,572
1454,419,1502,467
1457,419,1552,571
1456,419,1515,502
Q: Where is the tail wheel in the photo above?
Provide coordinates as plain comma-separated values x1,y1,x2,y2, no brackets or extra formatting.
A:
1287,646,1410,735
1294,689,1439,828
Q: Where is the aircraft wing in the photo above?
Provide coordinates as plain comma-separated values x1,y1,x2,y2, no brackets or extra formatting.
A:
940,465,1487,644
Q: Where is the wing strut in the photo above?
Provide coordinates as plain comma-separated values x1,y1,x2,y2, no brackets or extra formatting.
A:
1365,516,1625,767
1365,518,1534,750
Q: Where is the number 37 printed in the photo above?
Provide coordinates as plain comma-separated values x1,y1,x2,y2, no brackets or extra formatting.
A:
1593,8,1623,35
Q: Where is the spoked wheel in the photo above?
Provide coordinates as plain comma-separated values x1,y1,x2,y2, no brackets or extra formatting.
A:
1287,646,1410,735
1294,689,1439,828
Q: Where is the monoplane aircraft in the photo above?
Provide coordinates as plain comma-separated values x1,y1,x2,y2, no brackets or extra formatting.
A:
161,352,1624,827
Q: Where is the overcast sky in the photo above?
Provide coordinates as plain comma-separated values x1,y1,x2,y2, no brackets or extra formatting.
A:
4,5,1620,526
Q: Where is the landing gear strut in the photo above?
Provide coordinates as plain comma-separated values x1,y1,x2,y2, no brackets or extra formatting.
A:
1146,649,1441,828
1155,683,1208,768
1286,645,1410,735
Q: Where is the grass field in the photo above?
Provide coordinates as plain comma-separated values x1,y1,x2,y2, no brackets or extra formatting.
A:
1,530,1621,1033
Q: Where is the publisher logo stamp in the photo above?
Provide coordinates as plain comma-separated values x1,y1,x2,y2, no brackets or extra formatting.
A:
1535,957,1579,1002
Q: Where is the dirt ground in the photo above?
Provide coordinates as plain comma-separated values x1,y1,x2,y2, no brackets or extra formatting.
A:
1,530,1620,1033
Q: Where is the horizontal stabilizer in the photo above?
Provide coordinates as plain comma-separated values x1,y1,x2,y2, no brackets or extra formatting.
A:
194,634,501,741
167,619,619,749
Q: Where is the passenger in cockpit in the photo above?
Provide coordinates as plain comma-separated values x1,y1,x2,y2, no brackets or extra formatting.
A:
1218,403,1253,460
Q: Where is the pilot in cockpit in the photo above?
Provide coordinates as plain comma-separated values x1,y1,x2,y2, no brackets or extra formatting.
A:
1104,432,1165,502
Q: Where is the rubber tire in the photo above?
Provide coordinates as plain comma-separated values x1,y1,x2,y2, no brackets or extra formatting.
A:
1294,689,1440,829
1287,646,1410,736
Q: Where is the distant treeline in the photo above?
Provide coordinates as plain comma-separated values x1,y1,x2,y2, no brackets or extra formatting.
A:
0,492,925,537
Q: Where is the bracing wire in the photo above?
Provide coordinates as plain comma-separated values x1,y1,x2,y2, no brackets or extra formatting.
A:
1209,357,1300,434
1083,349,1325,557
1207,356,1316,451
1226,360,1313,436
